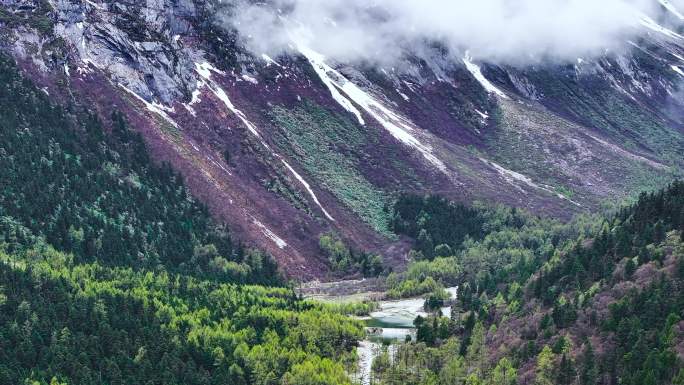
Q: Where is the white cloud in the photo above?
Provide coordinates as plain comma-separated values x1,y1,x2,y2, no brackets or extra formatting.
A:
223,0,676,66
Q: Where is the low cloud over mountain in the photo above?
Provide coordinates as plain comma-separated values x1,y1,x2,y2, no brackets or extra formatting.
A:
225,0,676,65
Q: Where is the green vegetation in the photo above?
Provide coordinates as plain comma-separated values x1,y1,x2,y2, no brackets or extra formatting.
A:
0,238,363,385
374,182,684,385
0,55,365,385
485,62,684,202
325,300,380,317
319,233,384,278
0,0,54,35
523,64,684,164
423,287,451,312
391,195,487,260
385,258,460,299
387,195,566,298
488,98,678,201
1,35,683,384
369,337,523,385
270,103,391,235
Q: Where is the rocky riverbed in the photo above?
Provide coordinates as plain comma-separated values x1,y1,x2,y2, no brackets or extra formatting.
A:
302,282,457,385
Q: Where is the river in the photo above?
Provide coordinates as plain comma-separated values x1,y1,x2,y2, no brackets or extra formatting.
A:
355,287,458,385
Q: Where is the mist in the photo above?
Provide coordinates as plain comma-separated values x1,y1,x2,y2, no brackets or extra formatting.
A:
223,0,678,66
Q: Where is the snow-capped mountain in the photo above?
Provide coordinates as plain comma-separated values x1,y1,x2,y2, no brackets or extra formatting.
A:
2,0,683,277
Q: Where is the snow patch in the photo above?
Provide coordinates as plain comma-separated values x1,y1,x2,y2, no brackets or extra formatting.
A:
195,62,265,141
639,14,684,40
672,65,684,77
183,88,203,116
298,46,366,125
463,53,509,99
280,159,336,221
481,158,529,193
84,0,103,10
195,61,225,78
190,89,202,105
194,61,335,221
207,153,232,175
78,57,101,75
298,45,446,172
480,158,581,206
660,0,684,20
253,219,288,249
586,133,667,170
183,105,196,116
402,80,417,93
261,54,282,67
119,85,179,129
474,109,489,119
241,74,259,85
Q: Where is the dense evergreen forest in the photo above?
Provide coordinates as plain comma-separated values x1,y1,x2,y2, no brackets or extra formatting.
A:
0,239,362,385
376,183,684,385
0,55,278,285
0,55,362,385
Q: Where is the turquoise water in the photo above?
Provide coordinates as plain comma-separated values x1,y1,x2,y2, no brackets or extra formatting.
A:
363,287,457,341
356,287,457,384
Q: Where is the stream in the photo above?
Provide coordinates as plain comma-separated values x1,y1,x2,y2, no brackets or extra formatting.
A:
355,287,458,385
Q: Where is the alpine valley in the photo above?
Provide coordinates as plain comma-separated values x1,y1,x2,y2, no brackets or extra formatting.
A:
1,1,684,385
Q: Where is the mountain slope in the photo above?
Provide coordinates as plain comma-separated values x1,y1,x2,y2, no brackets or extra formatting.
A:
0,53,281,284
1,0,684,277
373,182,684,385
0,49,363,385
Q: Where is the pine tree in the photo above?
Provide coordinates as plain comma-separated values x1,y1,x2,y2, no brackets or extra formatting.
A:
535,270,545,298
434,243,452,258
614,225,632,258
580,342,597,385
625,258,636,278
466,321,486,373
417,229,435,260
491,357,517,385
673,368,684,385
440,356,467,385
653,220,666,243
638,245,651,265
557,354,576,385
535,345,556,385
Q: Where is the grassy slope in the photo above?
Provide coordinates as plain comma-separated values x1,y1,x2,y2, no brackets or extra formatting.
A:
270,102,392,235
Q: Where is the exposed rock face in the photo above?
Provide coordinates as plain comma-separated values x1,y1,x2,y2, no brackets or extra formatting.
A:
1,0,683,279
47,0,201,102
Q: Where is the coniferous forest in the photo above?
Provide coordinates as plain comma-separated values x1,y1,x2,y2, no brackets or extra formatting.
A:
0,55,361,385
378,183,684,385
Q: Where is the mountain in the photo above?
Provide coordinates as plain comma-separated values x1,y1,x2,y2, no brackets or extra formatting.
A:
1,0,684,278
2,2,684,385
